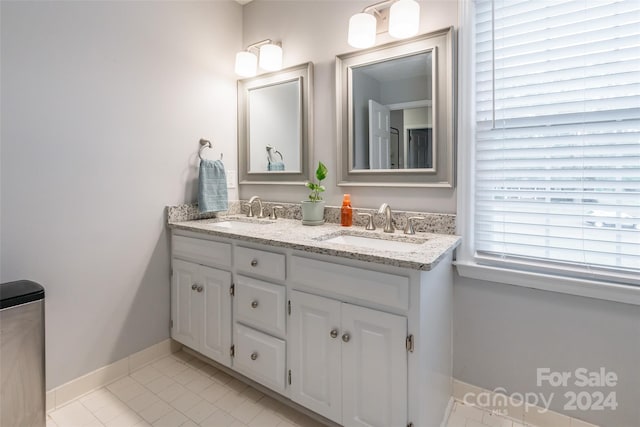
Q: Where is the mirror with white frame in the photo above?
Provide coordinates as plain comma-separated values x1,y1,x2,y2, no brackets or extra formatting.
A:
238,62,313,184
336,27,455,187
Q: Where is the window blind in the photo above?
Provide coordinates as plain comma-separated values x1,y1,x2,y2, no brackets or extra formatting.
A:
474,0,640,284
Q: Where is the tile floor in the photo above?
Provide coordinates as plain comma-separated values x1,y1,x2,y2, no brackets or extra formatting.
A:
48,350,525,427
446,402,530,427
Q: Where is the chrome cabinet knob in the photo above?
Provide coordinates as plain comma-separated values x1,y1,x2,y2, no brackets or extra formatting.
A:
251,300,259,309
250,259,258,267
342,333,350,343
191,284,198,290
250,352,258,361
197,286,203,293
330,329,339,339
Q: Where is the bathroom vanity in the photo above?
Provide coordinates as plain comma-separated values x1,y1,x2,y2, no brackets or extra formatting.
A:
167,210,459,427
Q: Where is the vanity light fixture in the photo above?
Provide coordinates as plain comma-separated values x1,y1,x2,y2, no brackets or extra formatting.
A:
235,51,258,77
348,12,377,48
347,0,420,49
234,39,283,77
259,43,283,71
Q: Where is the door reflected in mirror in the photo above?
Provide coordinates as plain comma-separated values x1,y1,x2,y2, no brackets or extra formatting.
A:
352,52,434,171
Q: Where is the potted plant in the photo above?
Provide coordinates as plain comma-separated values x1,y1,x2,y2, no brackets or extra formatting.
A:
301,161,328,224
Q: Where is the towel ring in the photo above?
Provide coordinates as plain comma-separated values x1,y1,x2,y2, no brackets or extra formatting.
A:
265,144,283,161
199,138,223,161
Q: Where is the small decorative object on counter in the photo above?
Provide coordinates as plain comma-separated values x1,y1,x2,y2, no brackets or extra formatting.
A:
301,161,328,225
341,194,353,227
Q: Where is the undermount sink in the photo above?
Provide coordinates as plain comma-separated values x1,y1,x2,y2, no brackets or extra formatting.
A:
207,218,273,230
320,233,427,253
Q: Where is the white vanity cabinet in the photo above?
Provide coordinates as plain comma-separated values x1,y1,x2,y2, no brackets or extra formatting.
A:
171,259,232,367
171,234,233,367
170,229,453,427
289,290,407,426
285,252,453,427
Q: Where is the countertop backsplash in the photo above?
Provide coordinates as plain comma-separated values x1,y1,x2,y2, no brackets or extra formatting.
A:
167,201,456,235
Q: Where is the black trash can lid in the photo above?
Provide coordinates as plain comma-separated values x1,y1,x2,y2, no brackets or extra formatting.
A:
0,280,45,309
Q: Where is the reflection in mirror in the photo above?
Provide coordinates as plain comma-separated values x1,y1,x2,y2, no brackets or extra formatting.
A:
238,62,314,185
248,79,301,173
352,52,434,171
336,27,455,187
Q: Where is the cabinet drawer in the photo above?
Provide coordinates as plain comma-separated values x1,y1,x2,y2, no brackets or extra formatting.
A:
290,255,410,311
235,276,286,336
172,235,231,268
234,246,285,281
233,324,286,393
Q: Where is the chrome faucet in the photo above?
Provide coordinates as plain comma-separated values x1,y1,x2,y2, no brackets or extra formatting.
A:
378,203,395,233
246,196,266,218
357,212,376,230
404,216,424,235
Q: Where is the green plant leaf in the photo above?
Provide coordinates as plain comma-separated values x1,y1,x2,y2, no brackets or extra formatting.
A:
316,161,328,181
304,161,328,202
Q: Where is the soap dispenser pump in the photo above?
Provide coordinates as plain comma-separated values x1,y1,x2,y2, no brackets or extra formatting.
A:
341,194,353,227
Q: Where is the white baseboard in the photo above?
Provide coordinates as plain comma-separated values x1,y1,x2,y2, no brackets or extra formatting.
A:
440,396,455,427
452,379,599,427
46,339,182,412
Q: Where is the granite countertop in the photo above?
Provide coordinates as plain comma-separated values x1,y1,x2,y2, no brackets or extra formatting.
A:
168,213,461,271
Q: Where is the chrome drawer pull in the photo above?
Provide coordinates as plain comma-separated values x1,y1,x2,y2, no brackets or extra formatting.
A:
250,259,258,267
330,329,339,339
197,286,203,293
191,284,198,290
251,300,259,309
342,333,350,343
250,352,258,361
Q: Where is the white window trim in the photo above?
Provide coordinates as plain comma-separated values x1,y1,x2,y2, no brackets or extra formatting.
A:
455,0,640,307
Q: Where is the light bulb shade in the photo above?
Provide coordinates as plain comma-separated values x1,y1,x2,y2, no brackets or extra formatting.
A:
348,13,377,48
259,43,283,71
389,0,420,39
235,51,257,77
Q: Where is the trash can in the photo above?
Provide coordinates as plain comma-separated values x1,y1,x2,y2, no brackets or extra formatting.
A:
0,280,45,427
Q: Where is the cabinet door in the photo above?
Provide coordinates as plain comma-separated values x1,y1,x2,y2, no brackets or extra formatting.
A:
171,259,200,350
200,265,232,367
289,291,342,424
342,303,407,427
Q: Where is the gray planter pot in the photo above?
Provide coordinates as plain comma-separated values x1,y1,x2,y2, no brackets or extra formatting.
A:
301,200,326,224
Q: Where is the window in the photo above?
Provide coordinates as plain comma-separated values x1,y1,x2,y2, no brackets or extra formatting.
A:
460,0,640,289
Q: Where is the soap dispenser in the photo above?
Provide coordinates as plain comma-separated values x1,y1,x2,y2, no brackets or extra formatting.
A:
341,194,353,227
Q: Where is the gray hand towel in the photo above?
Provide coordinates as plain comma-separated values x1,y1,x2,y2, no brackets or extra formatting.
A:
268,161,285,171
198,159,228,213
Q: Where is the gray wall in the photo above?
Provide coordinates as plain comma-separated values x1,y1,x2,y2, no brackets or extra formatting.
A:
0,0,242,389
380,75,430,105
454,274,639,427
